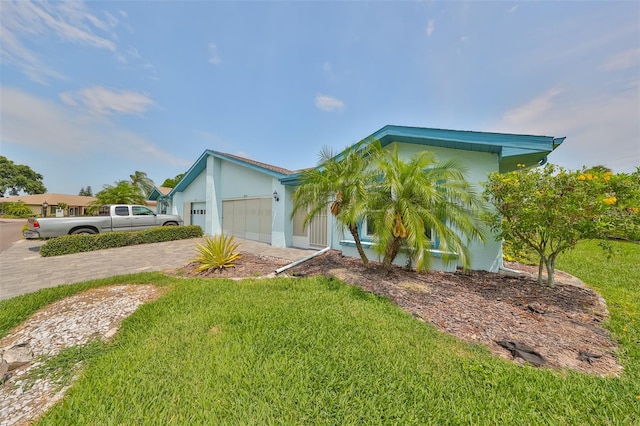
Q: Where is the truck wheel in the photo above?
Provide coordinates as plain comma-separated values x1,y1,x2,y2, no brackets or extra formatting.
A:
71,228,97,235
163,222,178,226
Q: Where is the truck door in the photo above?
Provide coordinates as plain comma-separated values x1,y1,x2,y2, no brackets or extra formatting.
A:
131,205,158,230
111,205,132,231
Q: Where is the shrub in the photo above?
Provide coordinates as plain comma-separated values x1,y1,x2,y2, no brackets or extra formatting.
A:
190,234,242,272
39,225,203,257
1,201,33,218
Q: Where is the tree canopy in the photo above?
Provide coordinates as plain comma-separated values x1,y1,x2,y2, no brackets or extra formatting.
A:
130,171,156,197
79,186,94,197
291,141,378,265
89,181,147,212
161,173,185,188
369,147,488,271
483,164,639,287
291,141,487,271
0,156,47,197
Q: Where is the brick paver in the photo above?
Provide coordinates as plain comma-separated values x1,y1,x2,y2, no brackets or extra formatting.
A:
0,238,315,301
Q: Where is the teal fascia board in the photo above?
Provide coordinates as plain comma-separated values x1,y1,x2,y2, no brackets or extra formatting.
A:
147,187,164,201
370,125,560,156
280,125,565,186
170,150,289,197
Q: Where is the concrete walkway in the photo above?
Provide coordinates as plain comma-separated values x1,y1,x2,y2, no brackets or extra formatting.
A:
0,238,316,301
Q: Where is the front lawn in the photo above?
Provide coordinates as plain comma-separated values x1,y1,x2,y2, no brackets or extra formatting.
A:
1,241,638,424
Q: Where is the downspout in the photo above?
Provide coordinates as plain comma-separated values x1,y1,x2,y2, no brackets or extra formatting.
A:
499,263,524,275
275,246,331,275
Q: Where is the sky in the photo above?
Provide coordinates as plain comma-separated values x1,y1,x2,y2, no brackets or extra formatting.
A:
1,0,639,195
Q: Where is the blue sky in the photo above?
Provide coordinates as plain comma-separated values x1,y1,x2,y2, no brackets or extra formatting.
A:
1,1,638,195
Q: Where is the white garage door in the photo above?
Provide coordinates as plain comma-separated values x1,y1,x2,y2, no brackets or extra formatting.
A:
222,198,272,243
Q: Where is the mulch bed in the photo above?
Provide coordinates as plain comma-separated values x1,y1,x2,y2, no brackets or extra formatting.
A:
174,250,621,376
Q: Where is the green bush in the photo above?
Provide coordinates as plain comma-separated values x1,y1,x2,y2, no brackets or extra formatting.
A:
1,201,33,218
39,225,203,257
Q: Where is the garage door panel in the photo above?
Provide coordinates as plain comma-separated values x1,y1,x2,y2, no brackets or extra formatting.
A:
222,198,271,243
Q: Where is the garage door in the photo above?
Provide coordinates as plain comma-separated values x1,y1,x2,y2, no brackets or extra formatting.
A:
222,198,272,243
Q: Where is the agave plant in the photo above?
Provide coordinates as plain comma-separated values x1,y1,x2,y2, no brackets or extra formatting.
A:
190,234,242,272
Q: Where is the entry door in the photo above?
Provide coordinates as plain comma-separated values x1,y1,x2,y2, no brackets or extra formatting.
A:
309,209,328,247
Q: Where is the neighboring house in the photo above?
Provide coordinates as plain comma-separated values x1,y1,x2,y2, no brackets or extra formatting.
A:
151,125,565,272
0,193,97,216
147,187,173,213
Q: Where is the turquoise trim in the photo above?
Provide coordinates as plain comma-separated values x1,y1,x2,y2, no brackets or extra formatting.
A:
281,125,565,185
169,150,289,197
338,240,456,259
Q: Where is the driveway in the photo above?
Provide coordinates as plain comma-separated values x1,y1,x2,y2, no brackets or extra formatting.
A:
0,218,27,253
0,237,313,301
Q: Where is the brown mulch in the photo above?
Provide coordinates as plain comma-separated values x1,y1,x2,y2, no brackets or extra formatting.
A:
175,250,621,376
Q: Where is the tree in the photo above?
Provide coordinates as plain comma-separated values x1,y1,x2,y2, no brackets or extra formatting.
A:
129,171,155,197
161,173,185,188
0,156,46,197
79,186,93,196
482,164,636,287
291,141,379,266
368,146,488,272
89,180,146,212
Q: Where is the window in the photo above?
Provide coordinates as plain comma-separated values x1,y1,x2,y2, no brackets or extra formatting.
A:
132,206,154,216
115,206,129,216
364,217,375,237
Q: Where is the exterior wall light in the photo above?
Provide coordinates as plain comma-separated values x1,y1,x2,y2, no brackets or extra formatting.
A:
273,191,279,202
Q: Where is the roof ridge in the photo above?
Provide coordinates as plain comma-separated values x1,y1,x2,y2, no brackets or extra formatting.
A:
212,151,295,175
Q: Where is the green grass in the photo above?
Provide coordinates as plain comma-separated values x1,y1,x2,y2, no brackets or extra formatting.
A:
556,240,640,385
1,241,638,424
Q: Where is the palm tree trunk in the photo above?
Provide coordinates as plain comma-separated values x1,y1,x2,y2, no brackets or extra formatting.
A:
382,237,402,269
348,225,369,266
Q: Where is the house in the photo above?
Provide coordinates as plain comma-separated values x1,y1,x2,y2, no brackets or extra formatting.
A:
0,193,97,217
147,187,174,214
151,125,565,272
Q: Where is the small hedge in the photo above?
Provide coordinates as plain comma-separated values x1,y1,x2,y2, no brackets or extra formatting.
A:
39,225,204,257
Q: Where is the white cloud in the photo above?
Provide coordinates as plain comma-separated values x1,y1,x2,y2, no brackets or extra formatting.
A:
502,86,565,126
508,5,518,14
208,42,221,64
497,84,640,173
600,48,640,71
0,86,189,167
0,0,119,83
426,19,435,37
323,62,332,74
59,86,155,117
315,94,345,112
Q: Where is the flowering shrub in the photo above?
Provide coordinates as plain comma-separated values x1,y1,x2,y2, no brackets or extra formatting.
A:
483,165,639,287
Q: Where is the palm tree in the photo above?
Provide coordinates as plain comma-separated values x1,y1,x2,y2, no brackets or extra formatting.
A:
129,171,156,198
89,180,147,212
291,140,379,266
368,146,487,272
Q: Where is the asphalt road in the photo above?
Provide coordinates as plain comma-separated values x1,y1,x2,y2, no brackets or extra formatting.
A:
0,219,27,253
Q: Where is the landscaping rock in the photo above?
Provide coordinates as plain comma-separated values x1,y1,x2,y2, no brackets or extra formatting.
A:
1,343,33,371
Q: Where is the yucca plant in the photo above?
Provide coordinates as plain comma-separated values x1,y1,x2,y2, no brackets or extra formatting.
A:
190,234,242,272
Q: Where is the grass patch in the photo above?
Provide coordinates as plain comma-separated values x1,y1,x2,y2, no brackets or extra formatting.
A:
0,272,172,339
556,240,640,386
2,241,638,424
34,273,639,424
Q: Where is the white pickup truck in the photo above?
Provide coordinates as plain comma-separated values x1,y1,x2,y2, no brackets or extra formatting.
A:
24,204,183,239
